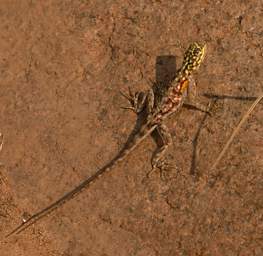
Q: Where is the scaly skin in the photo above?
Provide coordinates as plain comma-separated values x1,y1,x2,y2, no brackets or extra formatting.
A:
7,42,206,237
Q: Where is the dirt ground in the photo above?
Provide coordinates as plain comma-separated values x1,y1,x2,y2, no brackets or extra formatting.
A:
0,1,262,255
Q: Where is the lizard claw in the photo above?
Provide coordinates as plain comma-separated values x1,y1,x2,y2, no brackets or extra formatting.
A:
120,106,137,113
120,87,146,114
120,87,137,113
120,87,135,102
147,159,176,180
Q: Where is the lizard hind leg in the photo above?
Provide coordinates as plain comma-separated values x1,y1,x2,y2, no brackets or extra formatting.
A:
148,124,174,179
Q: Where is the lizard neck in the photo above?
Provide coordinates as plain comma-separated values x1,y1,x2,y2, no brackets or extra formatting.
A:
172,68,192,93
176,67,192,81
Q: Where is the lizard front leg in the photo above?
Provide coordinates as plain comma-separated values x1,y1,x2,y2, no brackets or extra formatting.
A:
184,75,211,114
121,87,155,115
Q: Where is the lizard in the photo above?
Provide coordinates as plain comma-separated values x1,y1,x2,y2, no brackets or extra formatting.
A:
7,42,207,237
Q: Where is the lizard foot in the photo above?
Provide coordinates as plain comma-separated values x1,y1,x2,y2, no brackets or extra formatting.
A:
147,159,176,181
120,87,146,114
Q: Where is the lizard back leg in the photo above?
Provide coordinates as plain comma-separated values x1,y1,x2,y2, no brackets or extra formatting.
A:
148,123,173,178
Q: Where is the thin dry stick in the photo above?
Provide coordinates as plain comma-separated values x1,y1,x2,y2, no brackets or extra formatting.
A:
0,133,3,152
210,93,263,171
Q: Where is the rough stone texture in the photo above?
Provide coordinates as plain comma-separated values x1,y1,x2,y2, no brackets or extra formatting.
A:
0,1,262,255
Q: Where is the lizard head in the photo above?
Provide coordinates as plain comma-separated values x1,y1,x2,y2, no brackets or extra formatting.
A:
181,42,206,74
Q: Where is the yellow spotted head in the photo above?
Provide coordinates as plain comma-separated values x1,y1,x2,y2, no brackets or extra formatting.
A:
181,42,206,74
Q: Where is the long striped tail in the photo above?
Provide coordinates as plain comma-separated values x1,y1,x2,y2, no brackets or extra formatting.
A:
6,123,157,237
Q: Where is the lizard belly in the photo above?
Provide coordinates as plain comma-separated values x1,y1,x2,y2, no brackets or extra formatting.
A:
154,78,189,123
